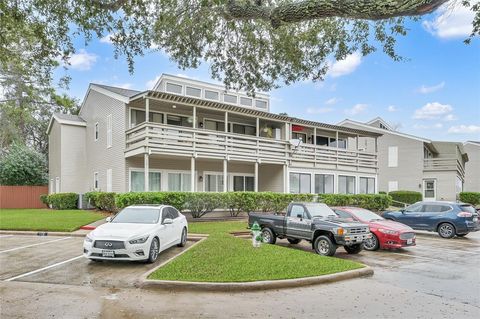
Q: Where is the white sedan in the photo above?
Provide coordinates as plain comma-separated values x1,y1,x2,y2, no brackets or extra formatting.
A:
83,205,188,263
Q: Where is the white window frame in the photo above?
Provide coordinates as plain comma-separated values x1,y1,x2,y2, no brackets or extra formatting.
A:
203,117,226,132
129,168,163,192
314,173,335,194
204,89,219,101
388,146,398,167
129,107,164,128
358,176,376,194
93,172,99,190
229,173,255,192
203,171,225,192
229,121,256,136
338,175,356,194
289,172,312,194
106,169,112,192
165,82,183,95
106,114,112,148
94,122,99,141
185,86,202,98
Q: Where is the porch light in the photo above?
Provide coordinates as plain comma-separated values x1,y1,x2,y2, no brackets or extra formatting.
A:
199,122,204,128
199,176,203,182
172,105,177,109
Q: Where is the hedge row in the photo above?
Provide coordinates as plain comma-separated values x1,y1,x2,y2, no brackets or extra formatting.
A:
388,190,422,205
459,192,480,206
41,193,78,210
85,192,117,212
318,194,392,211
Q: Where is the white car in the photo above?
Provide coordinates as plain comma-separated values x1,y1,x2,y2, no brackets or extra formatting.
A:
83,205,188,263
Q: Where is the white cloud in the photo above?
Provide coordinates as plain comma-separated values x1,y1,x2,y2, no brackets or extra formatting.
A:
443,114,457,121
69,49,97,71
325,97,340,105
422,2,476,39
448,125,480,134
146,75,161,89
345,103,368,116
306,107,334,114
100,34,113,44
387,105,397,112
417,81,446,94
414,123,444,130
413,102,453,120
328,52,362,78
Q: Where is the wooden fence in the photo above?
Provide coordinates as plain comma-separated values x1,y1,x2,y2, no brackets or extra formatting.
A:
0,186,48,209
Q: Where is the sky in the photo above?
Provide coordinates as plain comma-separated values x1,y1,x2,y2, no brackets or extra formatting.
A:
57,2,480,142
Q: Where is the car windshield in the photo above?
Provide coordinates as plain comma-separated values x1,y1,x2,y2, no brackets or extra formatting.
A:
305,203,337,218
111,207,160,224
348,208,384,222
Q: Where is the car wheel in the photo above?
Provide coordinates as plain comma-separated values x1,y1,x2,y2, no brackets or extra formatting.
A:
344,244,363,254
147,237,160,263
438,223,455,239
287,238,301,245
313,235,336,256
456,233,468,237
261,227,276,244
363,233,380,251
177,227,187,247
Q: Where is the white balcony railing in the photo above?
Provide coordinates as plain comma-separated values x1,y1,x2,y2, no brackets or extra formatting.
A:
125,122,377,170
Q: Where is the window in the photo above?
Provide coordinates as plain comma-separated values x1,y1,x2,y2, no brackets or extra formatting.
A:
330,138,347,149
405,203,423,213
388,146,398,167
422,205,451,213
106,169,112,192
290,205,306,218
204,119,225,132
223,94,237,104
130,171,161,192
168,173,191,192
94,122,99,141
292,132,306,143
359,177,375,194
379,123,388,130
166,82,182,94
240,97,252,106
315,174,334,194
205,174,224,192
205,90,219,100
290,173,311,194
315,136,329,146
106,114,112,148
93,172,99,190
233,176,254,191
255,99,268,109
130,109,163,127
424,180,435,198
232,123,256,136
186,86,201,97
388,181,398,192
338,175,355,194
167,115,193,127
168,207,180,219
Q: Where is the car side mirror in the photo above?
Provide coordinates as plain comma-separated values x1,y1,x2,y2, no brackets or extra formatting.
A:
296,214,303,219
106,216,112,222
400,209,405,214
163,218,173,225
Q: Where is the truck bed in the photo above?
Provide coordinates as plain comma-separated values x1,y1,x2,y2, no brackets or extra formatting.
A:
248,212,286,236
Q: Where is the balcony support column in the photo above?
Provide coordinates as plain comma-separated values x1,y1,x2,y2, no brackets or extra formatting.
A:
283,163,289,193
144,152,149,192
256,118,260,137
224,112,228,133
192,106,196,129
223,158,228,192
254,161,259,192
145,98,149,122
190,156,195,192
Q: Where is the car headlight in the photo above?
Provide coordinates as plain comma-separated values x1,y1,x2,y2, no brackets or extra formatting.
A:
378,229,398,235
129,235,150,244
84,235,93,243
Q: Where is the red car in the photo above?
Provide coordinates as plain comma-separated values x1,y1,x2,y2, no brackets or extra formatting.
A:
333,207,416,251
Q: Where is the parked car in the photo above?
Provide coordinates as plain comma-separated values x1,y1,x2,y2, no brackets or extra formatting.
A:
248,202,371,256
333,207,416,251
382,201,479,239
83,205,188,263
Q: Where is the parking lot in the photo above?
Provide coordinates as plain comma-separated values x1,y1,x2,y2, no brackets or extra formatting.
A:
1,231,479,318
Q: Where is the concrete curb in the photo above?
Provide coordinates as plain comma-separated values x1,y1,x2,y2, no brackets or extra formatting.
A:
0,230,87,237
141,266,374,292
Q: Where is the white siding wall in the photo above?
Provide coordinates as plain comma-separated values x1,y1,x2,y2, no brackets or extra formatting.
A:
48,121,62,194
464,143,480,192
60,125,87,192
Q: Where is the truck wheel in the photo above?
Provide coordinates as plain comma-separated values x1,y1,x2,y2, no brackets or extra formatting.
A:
344,244,363,254
261,228,276,244
287,238,301,245
314,235,336,256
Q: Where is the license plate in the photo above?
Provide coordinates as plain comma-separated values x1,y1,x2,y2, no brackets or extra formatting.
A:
102,250,115,258
407,239,413,245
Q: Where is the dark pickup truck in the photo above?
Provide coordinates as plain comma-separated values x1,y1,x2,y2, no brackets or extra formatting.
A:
249,202,371,256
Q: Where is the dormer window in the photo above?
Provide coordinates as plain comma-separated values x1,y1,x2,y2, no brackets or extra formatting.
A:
204,90,219,101
224,94,237,104
240,97,252,107
255,99,267,109
186,86,201,98
166,82,182,94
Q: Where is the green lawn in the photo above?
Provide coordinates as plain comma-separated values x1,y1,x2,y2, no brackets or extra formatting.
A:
0,209,105,232
149,221,364,283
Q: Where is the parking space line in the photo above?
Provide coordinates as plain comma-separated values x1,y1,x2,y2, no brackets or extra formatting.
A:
0,235,14,238
390,252,439,262
4,255,84,282
416,237,480,247
0,237,72,254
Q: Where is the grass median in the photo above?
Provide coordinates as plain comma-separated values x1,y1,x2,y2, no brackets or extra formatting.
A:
0,209,105,232
148,221,364,283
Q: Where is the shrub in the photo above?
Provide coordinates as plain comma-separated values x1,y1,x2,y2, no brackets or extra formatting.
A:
40,194,49,207
85,192,117,212
184,193,225,218
388,190,422,205
115,192,189,210
0,143,48,186
48,193,78,210
318,194,392,211
459,192,480,206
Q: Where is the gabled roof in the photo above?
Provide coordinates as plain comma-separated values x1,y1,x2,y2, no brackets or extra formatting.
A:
92,84,141,98
338,118,431,143
366,117,394,131
464,141,480,147
46,113,86,134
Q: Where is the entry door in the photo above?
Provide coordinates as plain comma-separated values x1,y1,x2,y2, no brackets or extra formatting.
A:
423,179,436,201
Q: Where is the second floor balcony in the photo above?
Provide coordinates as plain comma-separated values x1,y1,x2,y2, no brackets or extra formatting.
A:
424,158,466,178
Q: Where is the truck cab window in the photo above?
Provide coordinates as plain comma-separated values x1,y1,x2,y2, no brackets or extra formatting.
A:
290,205,306,218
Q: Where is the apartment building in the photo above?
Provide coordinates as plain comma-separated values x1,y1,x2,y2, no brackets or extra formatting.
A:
48,74,381,195
463,141,480,192
339,117,469,201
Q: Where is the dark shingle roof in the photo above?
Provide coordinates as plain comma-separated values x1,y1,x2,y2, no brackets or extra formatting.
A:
92,84,141,98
